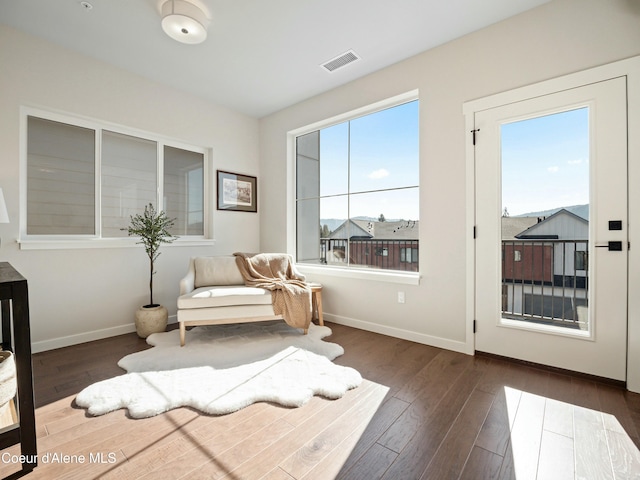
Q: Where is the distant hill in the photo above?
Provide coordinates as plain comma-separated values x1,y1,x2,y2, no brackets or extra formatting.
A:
516,204,589,220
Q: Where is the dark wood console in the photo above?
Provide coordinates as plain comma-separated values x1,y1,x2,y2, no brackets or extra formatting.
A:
0,263,36,475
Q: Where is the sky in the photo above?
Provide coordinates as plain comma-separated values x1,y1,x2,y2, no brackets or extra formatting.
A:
318,100,419,220
501,107,589,216
313,101,589,222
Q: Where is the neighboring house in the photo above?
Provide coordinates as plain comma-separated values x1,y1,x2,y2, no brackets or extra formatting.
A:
501,216,550,284
515,208,589,239
323,219,419,272
503,209,589,287
501,209,589,325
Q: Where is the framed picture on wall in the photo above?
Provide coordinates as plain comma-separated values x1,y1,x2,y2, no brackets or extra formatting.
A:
217,170,257,212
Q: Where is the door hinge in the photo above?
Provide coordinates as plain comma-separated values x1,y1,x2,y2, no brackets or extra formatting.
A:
471,128,480,146
473,320,477,333
473,226,477,239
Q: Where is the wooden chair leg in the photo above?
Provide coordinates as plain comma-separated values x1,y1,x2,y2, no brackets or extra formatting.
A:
180,322,186,346
316,291,324,326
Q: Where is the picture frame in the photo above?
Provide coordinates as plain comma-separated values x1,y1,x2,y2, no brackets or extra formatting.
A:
216,170,257,212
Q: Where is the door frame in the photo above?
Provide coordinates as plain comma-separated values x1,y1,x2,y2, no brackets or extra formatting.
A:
463,55,640,391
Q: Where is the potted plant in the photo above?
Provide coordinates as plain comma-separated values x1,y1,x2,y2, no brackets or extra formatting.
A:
123,203,178,338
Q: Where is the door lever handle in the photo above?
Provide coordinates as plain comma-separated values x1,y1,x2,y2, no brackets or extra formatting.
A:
595,241,623,251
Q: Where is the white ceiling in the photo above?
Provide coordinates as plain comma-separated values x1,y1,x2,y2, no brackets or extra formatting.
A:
0,0,550,118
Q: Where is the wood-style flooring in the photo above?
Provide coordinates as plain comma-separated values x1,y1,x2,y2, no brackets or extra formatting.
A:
1,322,640,479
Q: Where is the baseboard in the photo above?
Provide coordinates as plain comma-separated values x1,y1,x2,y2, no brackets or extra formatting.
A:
325,313,473,355
31,315,179,353
31,324,137,353
31,312,469,355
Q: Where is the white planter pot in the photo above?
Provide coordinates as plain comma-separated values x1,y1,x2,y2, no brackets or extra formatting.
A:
135,305,168,338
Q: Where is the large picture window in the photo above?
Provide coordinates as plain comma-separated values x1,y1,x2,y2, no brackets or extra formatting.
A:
296,99,419,272
25,113,206,240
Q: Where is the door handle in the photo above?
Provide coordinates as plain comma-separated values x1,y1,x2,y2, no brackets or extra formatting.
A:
595,241,623,251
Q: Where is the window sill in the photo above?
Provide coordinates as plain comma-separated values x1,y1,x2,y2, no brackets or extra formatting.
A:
296,264,421,285
17,237,216,251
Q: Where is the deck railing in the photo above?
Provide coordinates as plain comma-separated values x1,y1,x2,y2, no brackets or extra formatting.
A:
317,238,588,328
319,238,419,272
501,239,588,329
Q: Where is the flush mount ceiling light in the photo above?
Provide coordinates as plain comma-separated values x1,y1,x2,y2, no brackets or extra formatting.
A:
161,0,209,45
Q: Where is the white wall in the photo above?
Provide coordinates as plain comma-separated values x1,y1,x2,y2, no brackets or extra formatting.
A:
0,26,262,352
259,0,640,356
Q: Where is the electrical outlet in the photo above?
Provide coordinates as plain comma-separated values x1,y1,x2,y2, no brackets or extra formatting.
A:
397,291,405,304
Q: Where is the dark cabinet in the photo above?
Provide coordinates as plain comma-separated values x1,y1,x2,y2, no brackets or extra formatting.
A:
0,263,36,474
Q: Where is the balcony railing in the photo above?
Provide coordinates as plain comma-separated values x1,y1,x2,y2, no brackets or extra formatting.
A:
502,240,588,329
316,238,587,328
319,238,419,272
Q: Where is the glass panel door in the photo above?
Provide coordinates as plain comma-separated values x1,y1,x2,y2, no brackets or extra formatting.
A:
474,77,628,380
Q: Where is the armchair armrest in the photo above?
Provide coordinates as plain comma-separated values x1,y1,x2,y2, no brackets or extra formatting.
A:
179,257,196,295
289,255,306,282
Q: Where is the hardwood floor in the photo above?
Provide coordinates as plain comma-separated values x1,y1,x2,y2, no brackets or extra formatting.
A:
1,322,640,479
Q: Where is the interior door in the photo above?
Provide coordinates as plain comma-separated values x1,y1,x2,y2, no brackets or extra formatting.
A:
474,77,628,380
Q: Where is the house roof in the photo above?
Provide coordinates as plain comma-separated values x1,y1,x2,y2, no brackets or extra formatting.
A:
0,1,549,117
515,208,588,239
329,220,371,240
501,216,539,240
329,219,419,240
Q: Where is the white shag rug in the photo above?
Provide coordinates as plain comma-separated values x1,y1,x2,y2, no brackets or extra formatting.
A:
76,322,361,419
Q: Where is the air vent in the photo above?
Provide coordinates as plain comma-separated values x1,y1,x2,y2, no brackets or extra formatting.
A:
321,50,360,73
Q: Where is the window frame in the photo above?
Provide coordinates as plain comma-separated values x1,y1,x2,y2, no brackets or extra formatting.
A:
287,90,421,285
19,107,214,250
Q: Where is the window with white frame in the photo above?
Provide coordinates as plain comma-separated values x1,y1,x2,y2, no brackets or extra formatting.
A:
25,114,205,239
295,98,419,273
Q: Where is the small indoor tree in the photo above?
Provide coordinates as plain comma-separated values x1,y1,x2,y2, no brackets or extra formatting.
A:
123,203,178,307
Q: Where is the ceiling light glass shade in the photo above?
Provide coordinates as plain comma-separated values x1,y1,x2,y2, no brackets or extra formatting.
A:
161,0,208,45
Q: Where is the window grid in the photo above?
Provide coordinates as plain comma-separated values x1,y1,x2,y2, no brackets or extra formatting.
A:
295,98,419,273
24,112,206,240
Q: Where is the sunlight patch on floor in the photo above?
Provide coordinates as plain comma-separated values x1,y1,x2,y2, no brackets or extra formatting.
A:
504,386,640,479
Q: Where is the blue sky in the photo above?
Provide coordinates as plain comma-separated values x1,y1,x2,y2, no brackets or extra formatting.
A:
319,100,419,220
501,107,589,216
315,101,589,221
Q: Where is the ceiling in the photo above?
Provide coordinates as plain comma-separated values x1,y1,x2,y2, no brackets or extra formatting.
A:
0,0,550,118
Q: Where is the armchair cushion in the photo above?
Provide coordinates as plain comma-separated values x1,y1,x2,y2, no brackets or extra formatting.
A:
177,285,272,309
194,255,245,288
